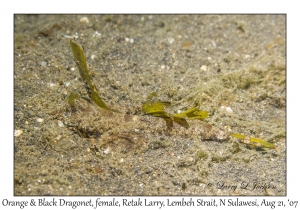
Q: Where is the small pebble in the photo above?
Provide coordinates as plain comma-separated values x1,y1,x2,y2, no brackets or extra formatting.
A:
220,106,233,113
245,54,251,59
92,31,101,37
129,38,134,43
103,147,110,155
40,61,47,67
49,83,56,88
200,65,208,71
225,107,233,113
80,17,89,23
37,118,44,123
14,130,23,137
132,116,139,122
168,37,175,44
200,183,205,188
55,135,62,141
64,81,70,87
58,120,64,127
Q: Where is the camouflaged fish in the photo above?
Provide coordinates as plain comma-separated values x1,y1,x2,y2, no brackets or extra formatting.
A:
66,39,275,149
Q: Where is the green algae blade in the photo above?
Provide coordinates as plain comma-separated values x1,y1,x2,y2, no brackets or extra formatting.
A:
142,96,175,129
142,100,190,129
70,39,111,111
90,85,109,110
231,133,245,139
172,107,209,120
142,101,171,117
142,93,208,129
70,39,92,86
231,133,275,149
250,137,275,149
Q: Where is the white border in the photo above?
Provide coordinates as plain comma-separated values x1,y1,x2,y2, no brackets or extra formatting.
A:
2,0,298,209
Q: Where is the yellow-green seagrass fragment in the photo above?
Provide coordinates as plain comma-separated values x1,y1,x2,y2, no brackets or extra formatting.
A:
142,101,171,117
172,107,209,120
141,92,208,129
70,39,92,87
142,98,176,129
231,133,245,139
231,133,275,149
90,85,109,110
70,39,110,111
249,137,275,149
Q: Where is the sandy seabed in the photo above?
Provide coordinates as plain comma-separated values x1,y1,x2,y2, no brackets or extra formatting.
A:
14,14,286,195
